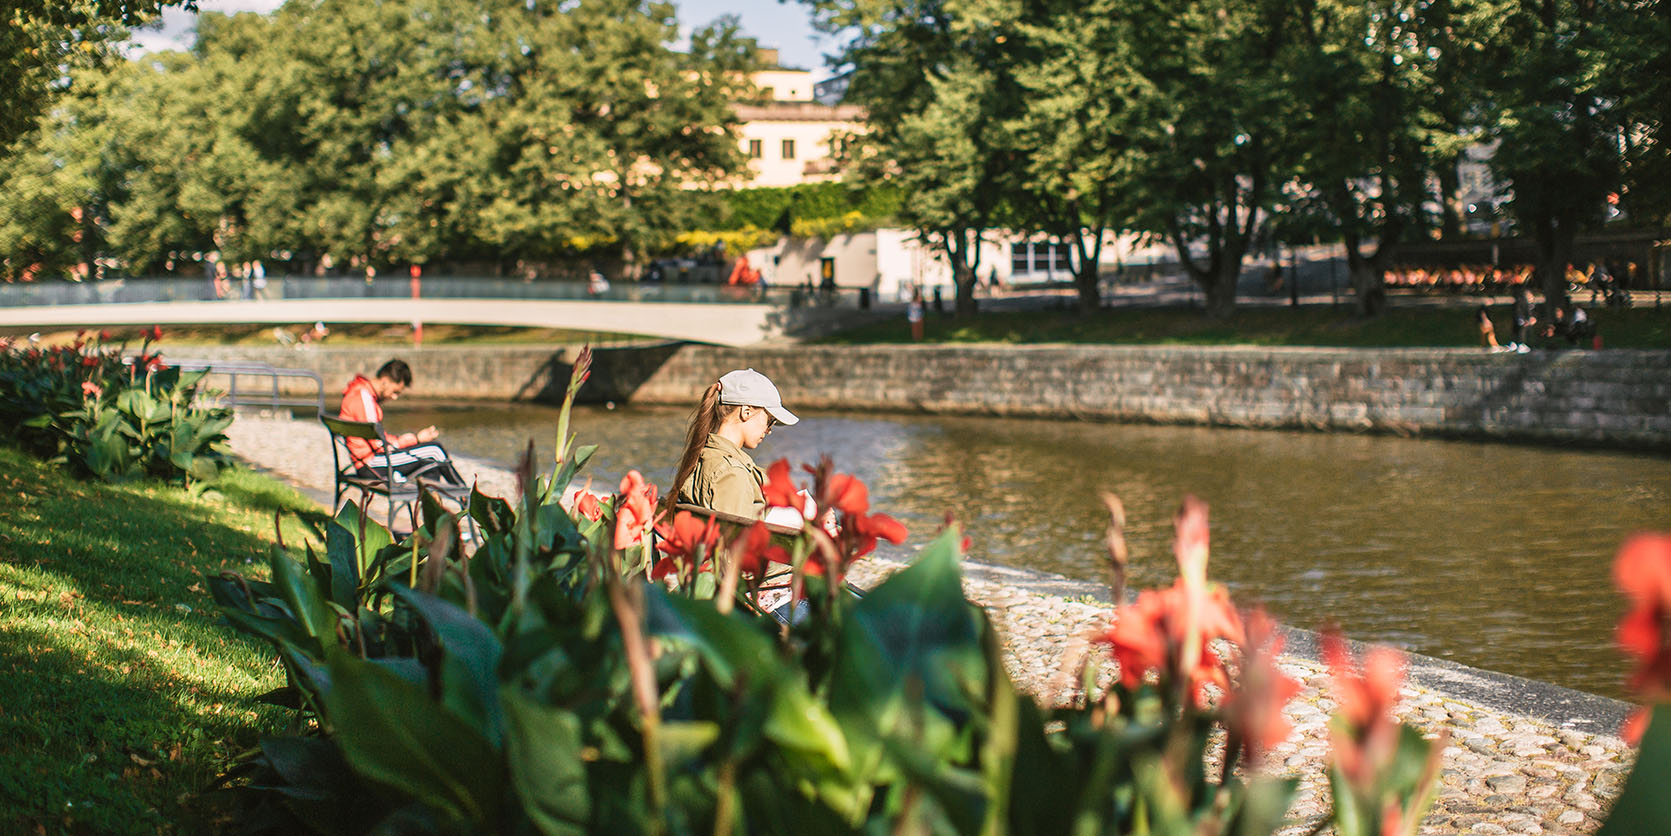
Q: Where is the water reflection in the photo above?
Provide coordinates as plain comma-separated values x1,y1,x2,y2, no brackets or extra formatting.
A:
391,400,1671,699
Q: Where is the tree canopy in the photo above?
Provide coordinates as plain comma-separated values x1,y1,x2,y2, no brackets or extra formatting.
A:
0,0,755,280
808,0,1668,317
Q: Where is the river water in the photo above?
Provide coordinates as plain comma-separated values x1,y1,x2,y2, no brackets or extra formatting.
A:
393,400,1671,699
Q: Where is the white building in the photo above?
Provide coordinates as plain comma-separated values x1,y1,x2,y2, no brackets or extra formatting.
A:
746,228,1178,302
734,52,862,188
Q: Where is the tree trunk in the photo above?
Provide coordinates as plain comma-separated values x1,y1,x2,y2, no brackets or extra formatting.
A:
1342,230,1388,317
1437,155,1465,240
1071,228,1105,314
1533,211,1574,318
944,228,982,317
1202,259,1241,319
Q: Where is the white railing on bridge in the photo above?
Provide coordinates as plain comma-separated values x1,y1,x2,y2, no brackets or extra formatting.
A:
0,276,868,310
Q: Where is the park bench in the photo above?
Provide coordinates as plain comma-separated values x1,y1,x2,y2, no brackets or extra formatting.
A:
321,415,474,536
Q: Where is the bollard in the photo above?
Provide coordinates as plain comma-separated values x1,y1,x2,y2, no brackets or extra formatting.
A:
859,287,871,309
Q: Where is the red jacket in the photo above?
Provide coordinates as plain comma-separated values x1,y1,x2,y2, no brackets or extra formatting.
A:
339,375,419,465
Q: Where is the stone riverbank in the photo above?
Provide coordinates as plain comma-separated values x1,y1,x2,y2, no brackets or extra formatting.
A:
186,342,1671,449
226,411,1636,835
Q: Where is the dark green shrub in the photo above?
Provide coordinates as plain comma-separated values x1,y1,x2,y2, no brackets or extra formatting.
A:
0,328,231,483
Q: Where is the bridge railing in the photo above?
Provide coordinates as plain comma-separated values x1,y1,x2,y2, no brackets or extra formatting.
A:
0,276,871,309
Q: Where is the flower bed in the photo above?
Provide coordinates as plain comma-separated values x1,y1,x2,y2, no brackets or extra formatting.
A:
0,328,231,483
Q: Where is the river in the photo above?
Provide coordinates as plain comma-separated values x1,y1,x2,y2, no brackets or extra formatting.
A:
391,400,1671,700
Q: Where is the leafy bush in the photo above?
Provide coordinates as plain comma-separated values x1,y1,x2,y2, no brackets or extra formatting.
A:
716,182,903,232
0,328,231,483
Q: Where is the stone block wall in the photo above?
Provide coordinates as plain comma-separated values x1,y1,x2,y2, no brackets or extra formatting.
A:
613,345,1671,448
171,343,1671,447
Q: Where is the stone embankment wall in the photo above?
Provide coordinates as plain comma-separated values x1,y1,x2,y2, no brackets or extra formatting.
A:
178,343,1671,447
621,345,1671,448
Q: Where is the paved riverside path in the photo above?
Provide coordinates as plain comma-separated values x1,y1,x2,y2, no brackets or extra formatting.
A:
0,298,786,346
226,412,1635,835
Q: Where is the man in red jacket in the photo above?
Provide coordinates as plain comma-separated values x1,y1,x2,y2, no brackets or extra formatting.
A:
339,359,463,486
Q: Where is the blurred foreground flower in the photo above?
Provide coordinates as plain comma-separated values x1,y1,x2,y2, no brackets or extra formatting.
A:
613,470,658,550
1615,532,1671,743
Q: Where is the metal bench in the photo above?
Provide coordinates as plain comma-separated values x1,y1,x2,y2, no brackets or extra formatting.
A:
320,415,473,536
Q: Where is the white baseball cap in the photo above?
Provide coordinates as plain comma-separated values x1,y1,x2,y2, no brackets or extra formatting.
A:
718,368,798,426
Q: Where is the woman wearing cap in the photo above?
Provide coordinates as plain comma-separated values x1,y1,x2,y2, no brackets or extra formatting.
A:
664,368,799,519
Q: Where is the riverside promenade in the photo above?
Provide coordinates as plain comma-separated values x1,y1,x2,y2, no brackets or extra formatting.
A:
225,411,1635,835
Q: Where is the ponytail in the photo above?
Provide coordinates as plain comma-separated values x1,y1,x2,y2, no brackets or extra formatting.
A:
663,382,737,515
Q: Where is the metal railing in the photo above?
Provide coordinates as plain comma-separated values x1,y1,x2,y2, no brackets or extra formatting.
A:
0,275,869,309
164,359,326,415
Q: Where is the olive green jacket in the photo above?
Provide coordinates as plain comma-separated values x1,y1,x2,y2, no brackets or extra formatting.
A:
677,434,765,518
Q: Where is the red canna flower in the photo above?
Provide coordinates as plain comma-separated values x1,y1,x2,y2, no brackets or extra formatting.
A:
1323,630,1407,788
1095,580,1242,705
98,330,111,341
824,472,869,515
612,470,659,551
733,521,792,576
81,381,102,398
1222,608,1303,766
146,325,163,341
575,491,603,522
1613,532,1671,742
651,511,721,582
80,355,98,368
847,510,907,558
761,458,806,515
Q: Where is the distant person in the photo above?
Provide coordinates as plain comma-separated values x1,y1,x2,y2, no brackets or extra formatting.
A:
338,359,463,485
1560,305,1595,347
664,368,799,520
908,287,925,342
1476,305,1501,351
587,268,611,296
251,260,268,299
1510,288,1537,353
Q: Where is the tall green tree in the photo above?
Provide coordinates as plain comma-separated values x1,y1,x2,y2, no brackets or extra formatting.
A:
1484,0,1623,310
1004,0,1141,313
806,0,1019,316
1119,0,1301,318
1609,0,1671,228
0,0,191,152
15,0,753,276
1285,0,1482,315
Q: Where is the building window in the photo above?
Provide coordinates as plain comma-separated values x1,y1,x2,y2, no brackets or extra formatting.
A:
1011,240,1073,277
747,139,762,159
781,139,796,160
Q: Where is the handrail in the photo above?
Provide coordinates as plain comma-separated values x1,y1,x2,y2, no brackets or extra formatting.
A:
155,358,326,415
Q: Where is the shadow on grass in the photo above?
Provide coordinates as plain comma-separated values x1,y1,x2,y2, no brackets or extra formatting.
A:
0,451,313,833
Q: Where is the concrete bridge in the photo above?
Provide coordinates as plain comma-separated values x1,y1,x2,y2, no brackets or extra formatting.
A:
0,297,854,347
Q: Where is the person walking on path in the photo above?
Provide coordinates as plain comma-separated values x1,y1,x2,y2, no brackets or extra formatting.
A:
908,288,925,342
665,368,799,519
1510,288,1538,353
339,358,463,485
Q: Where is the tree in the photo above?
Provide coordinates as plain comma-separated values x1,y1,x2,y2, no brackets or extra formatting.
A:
1608,0,1671,227
8,0,753,276
806,0,1019,316
1285,0,1480,315
1484,0,1624,312
0,0,191,152
1004,0,1141,313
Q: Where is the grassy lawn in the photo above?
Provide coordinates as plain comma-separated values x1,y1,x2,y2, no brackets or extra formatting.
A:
821,302,1671,348
0,448,327,833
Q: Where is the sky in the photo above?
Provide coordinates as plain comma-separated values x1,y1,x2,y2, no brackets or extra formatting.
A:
125,0,842,79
